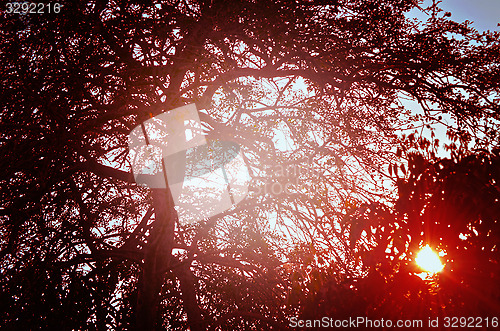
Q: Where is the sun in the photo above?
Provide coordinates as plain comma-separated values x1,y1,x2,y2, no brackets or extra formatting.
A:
415,245,444,274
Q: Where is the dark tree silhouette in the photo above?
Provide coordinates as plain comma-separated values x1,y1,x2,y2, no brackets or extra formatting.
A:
1,0,499,329
299,147,500,325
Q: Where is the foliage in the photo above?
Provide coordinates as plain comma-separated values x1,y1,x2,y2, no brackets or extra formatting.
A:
0,0,499,329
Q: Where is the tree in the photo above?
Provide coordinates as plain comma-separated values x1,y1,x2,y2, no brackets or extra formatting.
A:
1,0,499,329
299,147,500,325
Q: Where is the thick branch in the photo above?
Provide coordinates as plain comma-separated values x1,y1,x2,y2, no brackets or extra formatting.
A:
172,261,205,331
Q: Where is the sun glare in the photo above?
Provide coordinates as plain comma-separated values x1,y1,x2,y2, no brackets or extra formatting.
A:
415,245,444,274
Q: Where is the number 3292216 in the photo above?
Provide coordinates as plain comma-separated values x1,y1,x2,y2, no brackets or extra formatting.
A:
5,2,62,14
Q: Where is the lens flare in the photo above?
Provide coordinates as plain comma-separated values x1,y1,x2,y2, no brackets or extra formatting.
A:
415,245,444,274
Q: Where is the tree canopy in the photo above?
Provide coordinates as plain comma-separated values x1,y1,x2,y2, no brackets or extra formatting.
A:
1,0,499,329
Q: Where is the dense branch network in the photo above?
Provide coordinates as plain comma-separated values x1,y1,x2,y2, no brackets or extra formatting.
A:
0,0,499,329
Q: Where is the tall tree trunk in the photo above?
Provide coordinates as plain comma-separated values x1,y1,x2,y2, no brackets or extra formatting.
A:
173,263,205,331
136,188,176,330
136,188,205,330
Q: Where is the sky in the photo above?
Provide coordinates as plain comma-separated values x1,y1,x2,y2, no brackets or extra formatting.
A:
408,0,500,31
441,0,500,31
